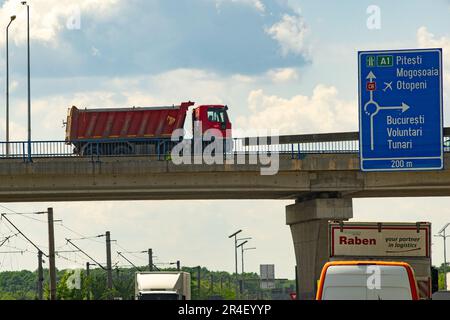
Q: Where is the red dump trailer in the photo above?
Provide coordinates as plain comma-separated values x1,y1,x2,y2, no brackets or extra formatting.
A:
65,101,232,156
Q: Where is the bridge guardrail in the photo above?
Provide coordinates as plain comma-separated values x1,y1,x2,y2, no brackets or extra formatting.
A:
1,128,449,160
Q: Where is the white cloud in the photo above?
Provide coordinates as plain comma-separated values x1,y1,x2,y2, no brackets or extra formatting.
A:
265,13,309,57
236,84,357,135
6,68,264,140
267,68,299,83
417,27,450,71
417,27,450,123
215,0,265,13
0,0,120,45
8,69,354,141
231,74,256,83
0,116,27,141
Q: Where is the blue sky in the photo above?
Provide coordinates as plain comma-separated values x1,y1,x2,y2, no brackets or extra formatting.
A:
1,0,450,280
6,0,309,78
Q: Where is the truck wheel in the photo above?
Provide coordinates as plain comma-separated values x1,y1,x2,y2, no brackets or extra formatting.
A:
83,144,102,156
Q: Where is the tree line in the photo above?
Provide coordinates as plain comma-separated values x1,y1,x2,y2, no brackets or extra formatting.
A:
0,266,294,300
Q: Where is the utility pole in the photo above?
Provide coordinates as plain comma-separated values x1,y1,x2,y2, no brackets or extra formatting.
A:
239,279,243,296
210,274,214,294
86,262,91,300
242,245,244,274
105,231,113,297
47,208,56,300
148,248,153,271
234,237,238,274
37,250,43,300
197,266,201,299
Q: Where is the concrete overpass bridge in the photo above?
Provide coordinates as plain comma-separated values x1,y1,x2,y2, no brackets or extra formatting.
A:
1,152,450,202
1,129,449,299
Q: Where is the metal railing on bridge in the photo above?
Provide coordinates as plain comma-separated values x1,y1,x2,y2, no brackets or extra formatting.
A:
1,129,449,161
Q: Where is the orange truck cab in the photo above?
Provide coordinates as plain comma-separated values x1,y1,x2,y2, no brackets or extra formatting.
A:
316,261,419,300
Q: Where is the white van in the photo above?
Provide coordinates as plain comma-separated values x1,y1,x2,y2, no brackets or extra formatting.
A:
316,261,419,300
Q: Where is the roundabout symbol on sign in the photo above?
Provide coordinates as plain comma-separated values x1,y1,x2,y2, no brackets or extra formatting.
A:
363,71,411,151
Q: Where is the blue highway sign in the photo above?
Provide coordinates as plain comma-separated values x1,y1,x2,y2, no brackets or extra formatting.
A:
358,48,443,171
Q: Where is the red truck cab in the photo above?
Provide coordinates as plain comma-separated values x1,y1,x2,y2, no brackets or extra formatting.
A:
193,105,232,139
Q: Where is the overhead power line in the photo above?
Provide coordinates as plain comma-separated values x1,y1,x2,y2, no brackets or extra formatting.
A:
1,244,31,253
0,233,19,248
69,234,105,241
1,214,47,257
117,252,142,271
65,238,106,270
114,242,148,261
57,222,105,244
55,250,81,254
0,250,26,254
55,252,85,268
0,204,47,223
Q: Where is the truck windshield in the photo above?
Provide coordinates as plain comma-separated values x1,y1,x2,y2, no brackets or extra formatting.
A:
207,108,226,123
138,293,179,300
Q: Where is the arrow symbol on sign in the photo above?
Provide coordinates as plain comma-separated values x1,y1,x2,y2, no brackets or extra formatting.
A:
366,71,376,81
369,103,411,150
366,71,376,101
378,103,410,113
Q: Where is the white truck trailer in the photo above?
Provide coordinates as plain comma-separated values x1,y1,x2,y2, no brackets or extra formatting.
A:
328,221,432,299
135,271,191,300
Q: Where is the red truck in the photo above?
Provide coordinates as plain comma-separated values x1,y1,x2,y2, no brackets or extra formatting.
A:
65,102,232,156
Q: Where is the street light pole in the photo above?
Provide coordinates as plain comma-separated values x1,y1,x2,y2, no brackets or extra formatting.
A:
22,1,32,163
228,230,242,276
237,237,252,274
242,247,256,274
228,229,242,298
6,15,16,157
237,240,248,274
236,242,255,299
435,223,450,290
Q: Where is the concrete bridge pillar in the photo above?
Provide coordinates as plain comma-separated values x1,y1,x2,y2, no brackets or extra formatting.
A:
286,196,353,300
